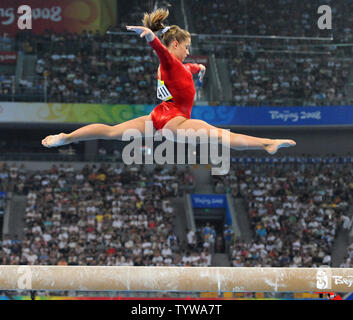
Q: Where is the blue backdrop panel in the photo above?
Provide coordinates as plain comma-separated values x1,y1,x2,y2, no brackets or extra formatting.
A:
191,194,231,225
191,106,353,126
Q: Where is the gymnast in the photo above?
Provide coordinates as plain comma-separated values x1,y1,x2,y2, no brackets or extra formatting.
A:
42,8,296,155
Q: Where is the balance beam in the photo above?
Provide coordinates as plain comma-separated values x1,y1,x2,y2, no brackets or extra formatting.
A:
0,266,352,292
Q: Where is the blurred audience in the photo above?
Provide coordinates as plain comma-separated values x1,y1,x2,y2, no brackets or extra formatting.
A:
0,162,209,266
213,157,353,267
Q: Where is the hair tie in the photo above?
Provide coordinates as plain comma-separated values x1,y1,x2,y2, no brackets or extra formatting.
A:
161,26,170,34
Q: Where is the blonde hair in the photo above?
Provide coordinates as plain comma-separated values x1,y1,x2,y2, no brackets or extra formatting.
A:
142,8,190,47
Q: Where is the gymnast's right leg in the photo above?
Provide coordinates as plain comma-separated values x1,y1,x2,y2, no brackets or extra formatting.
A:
42,115,152,147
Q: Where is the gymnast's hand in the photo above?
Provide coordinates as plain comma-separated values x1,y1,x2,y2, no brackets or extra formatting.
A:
197,64,206,86
126,26,155,42
199,64,206,73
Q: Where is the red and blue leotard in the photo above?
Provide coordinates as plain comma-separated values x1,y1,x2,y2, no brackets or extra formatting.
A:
148,37,201,130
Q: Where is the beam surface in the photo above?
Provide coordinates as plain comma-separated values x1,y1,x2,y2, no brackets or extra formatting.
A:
0,266,352,292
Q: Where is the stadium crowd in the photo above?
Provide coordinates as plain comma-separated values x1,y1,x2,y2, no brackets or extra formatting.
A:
190,0,352,106
212,158,353,267
0,162,214,267
0,0,348,106
190,0,352,40
16,30,158,104
339,213,353,268
1,157,353,268
341,242,353,268
0,72,13,100
227,53,350,106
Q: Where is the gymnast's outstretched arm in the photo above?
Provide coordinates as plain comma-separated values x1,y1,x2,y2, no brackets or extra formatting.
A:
126,25,175,70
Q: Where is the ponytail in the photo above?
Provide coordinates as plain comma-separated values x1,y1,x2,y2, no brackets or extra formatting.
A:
142,8,169,32
142,8,190,47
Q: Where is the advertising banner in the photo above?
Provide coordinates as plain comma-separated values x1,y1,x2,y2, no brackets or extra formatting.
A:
0,51,17,64
0,103,153,124
0,103,353,126
191,194,231,225
191,194,227,208
191,105,353,126
0,0,117,36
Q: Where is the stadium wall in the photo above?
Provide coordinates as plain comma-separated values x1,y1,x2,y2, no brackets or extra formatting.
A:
232,127,353,156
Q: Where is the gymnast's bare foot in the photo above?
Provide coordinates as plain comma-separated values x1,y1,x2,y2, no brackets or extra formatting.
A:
42,133,69,148
265,139,296,155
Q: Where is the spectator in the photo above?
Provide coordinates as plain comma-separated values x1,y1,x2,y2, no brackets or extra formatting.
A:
223,225,234,252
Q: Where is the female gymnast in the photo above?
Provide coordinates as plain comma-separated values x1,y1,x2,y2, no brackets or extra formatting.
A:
42,8,296,155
